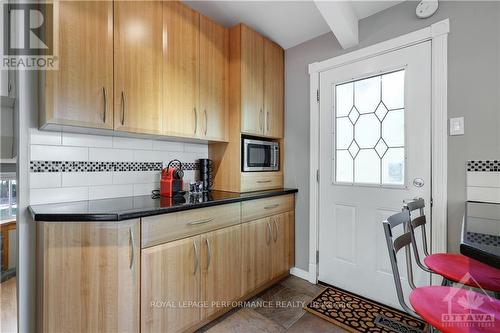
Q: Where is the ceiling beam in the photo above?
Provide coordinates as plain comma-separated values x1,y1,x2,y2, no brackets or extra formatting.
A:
313,1,359,49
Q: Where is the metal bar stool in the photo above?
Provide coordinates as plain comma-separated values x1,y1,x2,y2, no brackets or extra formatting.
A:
405,198,500,293
383,211,500,333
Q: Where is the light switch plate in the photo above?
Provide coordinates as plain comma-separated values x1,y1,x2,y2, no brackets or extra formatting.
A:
449,117,464,135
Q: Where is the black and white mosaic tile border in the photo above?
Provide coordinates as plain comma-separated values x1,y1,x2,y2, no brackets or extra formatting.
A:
30,161,199,173
467,160,500,172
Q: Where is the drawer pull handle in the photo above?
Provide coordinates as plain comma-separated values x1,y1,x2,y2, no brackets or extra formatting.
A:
129,227,134,270
193,240,199,275
257,180,271,184
188,218,214,226
264,204,279,210
273,219,279,242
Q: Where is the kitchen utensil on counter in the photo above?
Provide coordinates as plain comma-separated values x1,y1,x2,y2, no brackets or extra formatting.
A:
199,158,213,191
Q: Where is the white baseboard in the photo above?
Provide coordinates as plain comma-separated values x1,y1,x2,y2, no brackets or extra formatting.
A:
290,267,311,281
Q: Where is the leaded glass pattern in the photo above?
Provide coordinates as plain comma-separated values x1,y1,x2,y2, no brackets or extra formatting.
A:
335,70,405,185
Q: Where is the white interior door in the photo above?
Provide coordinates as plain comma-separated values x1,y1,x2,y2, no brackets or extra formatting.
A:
318,41,431,309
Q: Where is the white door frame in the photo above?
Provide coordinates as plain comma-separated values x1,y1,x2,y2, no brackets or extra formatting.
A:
308,19,449,284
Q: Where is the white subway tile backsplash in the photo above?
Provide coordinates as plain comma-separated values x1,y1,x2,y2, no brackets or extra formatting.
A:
29,172,61,189
30,129,62,145
184,143,208,154
133,183,159,196
31,145,88,161
152,140,184,152
30,187,88,205
89,148,134,162
133,150,169,163
89,184,134,200
113,137,153,150
112,171,159,185
62,132,113,148
62,172,113,187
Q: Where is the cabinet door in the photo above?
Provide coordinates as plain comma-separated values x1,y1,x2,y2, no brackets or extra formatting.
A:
163,1,200,138
39,220,140,333
44,1,113,129
141,236,201,333
201,225,241,318
114,1,162,135
199,15,228,141
241,217,272,295
240,25,264,135
271,212,295,278
263,39,284,138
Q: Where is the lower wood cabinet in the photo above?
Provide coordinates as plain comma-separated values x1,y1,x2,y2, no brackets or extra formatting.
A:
36,220,140,333
241,211,294,295
141,236,201,333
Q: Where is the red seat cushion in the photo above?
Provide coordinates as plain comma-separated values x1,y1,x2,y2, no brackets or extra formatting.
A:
424,253,500,292
410,286,500,333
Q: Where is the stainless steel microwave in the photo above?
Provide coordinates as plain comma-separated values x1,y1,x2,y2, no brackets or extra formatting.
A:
242,138,279,172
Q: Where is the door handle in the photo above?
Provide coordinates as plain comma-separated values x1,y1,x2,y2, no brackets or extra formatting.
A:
194,107,198,134
129,227,134,270
121,91,125,125
204,109,208,136
273,219,279,242
205,238,212,270
264,204,279,210
266,221,272,245
188,218,214,226
102,87,107,124
193,240,199,275
266,111,270,132
257,180,271,184
259,108,263,132
413,178,425,188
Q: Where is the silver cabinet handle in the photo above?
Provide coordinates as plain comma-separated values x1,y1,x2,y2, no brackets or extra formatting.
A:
266,110,270,132
264,204,279,210
273,219,279,242
259,109,263,132
188,218,214,226
193,240,199,275
266,221,272,245
204,109,208,136
205,238,211,269
194,107,198,134
257,180,271,184
102,87,107,124
129,227,134,270
121,91,125,125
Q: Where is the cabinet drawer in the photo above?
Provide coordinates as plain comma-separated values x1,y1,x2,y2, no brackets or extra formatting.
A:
141,203,240,248
241,172,283,192
241,194,294,222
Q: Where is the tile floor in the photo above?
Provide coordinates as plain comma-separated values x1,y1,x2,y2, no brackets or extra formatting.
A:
198,276,347,332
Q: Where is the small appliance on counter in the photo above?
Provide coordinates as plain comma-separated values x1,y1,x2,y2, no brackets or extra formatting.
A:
160,159,184,197
242,136,279,172
199,158,213,191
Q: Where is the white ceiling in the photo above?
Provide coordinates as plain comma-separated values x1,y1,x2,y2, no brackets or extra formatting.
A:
183,1,404,49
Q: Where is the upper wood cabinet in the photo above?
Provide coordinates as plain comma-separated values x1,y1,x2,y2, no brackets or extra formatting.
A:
163,1,200,138
37,220,140,333
240,25,264,135
43,1,113,129
263,39,284,138
232,24,284,138
199,15,229,141
113,1,163,135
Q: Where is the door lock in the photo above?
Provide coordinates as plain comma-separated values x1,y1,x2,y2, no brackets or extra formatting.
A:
413,178,425,187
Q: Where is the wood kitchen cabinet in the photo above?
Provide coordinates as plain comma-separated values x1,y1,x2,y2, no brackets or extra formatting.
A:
163,1,200,138
141,236,201,333
36,220,140,333
201,224,242,318
199,14,229,141
232,24,284,138
42,1,114,129
114,1,163,135
271,211,295,278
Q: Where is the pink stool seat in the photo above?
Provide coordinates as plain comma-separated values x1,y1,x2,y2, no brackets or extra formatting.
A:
424,253,500,292
410,286,500,333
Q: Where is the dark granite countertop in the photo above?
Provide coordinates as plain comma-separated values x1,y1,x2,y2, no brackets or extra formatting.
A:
29,188,298,222
460,201,500,268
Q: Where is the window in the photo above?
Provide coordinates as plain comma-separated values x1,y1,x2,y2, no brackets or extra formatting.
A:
335,70,405,186
0,177,17,221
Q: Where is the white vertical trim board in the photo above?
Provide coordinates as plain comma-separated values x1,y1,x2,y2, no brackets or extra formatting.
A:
308,19,449,284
